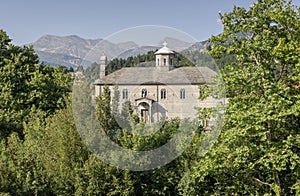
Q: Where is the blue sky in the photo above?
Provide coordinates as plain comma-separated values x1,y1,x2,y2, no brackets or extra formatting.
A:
1,0,299,45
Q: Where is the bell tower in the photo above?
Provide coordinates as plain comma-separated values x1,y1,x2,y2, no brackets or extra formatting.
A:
100,52,107,79
154,41,175,71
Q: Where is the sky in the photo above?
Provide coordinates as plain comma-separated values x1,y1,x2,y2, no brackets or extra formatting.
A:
1,0,300,45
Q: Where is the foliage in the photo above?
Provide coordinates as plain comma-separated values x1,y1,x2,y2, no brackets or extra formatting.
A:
0,29,71,139
179,0,300,195
81,62,98,84
96,85,120,136
0,109,49,195
0,95,204,195
2,0,300,194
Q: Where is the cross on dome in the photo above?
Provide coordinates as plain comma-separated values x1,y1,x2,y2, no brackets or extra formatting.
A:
163,41,168,47
154,41,174,55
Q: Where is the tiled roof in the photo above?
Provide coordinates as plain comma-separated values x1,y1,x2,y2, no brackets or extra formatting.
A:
95,66,217,85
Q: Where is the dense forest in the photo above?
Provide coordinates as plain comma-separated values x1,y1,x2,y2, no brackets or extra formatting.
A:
0,0,300,195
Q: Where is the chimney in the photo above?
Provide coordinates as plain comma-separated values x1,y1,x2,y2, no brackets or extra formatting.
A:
100,52,107,79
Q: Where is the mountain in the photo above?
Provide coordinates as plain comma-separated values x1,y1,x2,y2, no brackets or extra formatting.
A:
116,46,159,59
29,35,203,69
30,35,138,68
181,40,211,53
33,35,100,56
162,37,194,51
116,37,194,59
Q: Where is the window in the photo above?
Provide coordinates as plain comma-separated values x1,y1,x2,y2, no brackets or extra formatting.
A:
157,58,160,65
163,58,166,65
141,89,147,98
122,89,128,99
180,88,185,99
199,89,205,95
161,89,166,99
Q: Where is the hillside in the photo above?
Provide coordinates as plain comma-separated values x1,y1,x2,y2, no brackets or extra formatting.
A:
29,35,205,69
30,35,138,68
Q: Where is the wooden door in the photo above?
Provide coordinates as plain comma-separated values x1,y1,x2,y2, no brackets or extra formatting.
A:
141,109,149,123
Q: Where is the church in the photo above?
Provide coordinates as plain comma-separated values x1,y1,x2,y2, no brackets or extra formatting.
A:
94,42,217,124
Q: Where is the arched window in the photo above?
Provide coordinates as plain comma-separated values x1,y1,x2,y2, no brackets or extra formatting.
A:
163,58,166,65
157,58,160,65
161,89,166,99
122,89,128,99
180,88,185,99
141,89,147,98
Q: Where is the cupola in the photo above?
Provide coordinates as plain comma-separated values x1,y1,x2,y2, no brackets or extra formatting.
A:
154,41,175,71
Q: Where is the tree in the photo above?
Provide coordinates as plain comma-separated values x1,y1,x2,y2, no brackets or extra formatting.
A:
114,118,201,195
180,0,300,195
40,98,90,195
0,29,71,139
96,85,120,136
0,108,51,195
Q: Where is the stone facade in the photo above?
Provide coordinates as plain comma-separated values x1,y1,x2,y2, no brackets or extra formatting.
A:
94,42,217,124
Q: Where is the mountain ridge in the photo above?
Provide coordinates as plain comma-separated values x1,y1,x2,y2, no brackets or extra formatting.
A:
29,34,208,69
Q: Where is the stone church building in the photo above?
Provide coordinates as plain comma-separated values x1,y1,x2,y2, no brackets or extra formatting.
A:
94,42,217,124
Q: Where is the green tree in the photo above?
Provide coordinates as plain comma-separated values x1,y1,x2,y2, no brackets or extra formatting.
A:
0,29,71,139
40,99,89,195
180,0,300,195
109,118,201,195
96,86,120,136
74,155,134,196
0,108,51,195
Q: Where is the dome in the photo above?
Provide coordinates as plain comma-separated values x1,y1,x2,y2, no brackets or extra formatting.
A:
154,41,174,55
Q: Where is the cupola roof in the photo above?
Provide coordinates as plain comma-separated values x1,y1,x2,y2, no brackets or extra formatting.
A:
154,41,174,55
